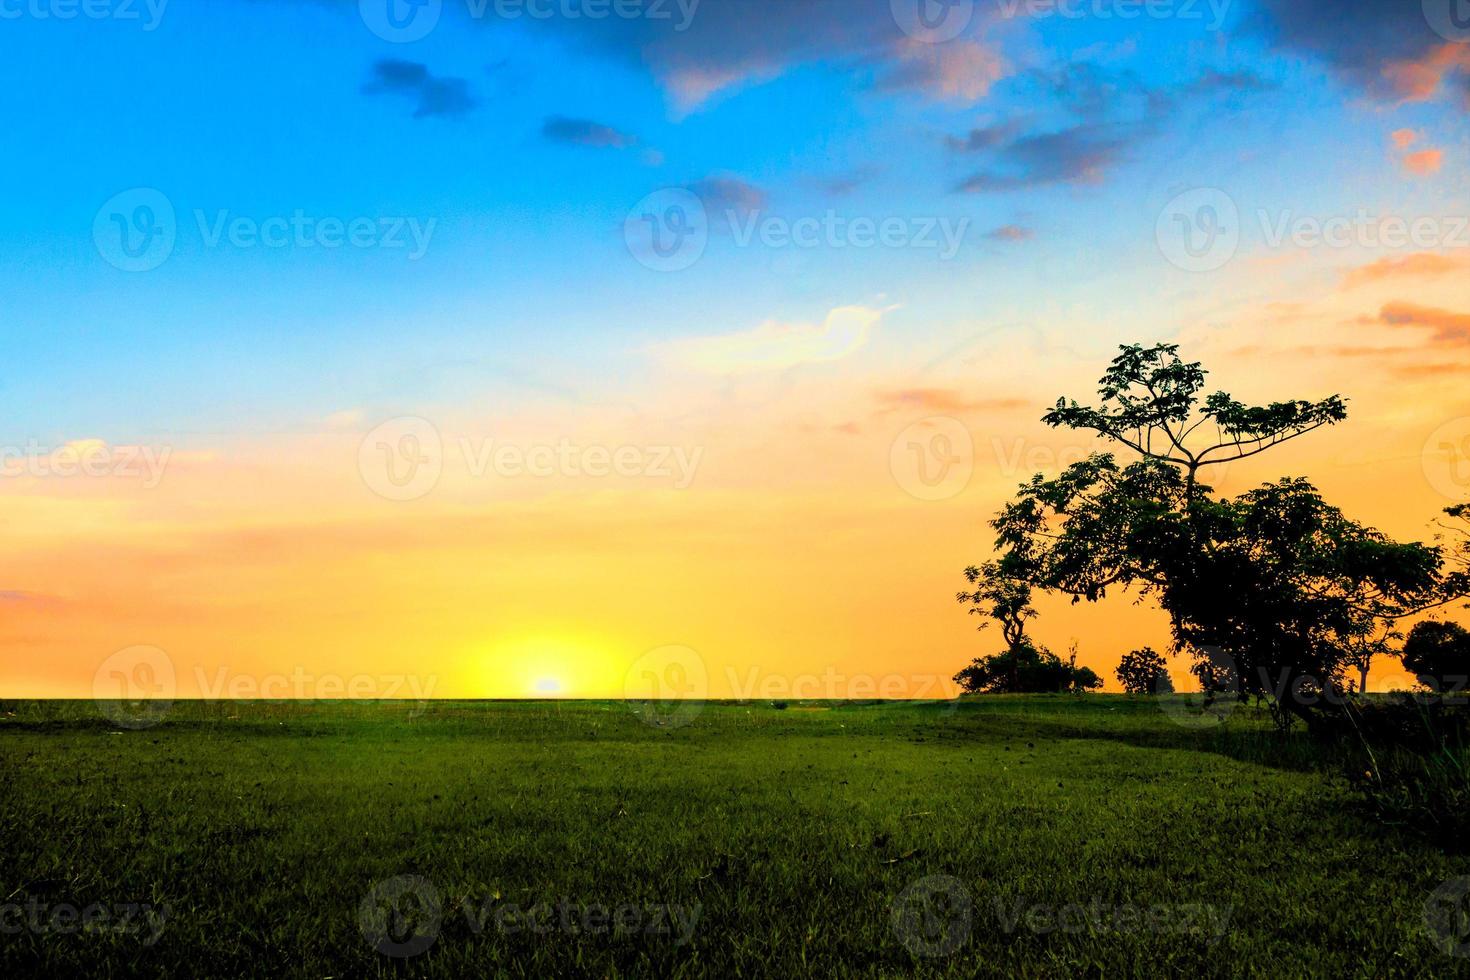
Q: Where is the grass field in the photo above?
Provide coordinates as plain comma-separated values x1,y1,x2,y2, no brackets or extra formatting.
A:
2,696,1468,977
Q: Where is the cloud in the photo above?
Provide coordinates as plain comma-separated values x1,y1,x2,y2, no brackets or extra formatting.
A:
877,39,1008,103
1387,126,1444,175
1380,43,1470,104
496,0,1013,112
1254,0,1470,104
653,305,885,374
985,224,1034,242
542,115,640,150
945,121,1026,153
1187,68,1276,94
1403,148,1444,175
950,63,1165,192
1378,301,1470,344
956,122,1137,192
690,176,768,213
873,388,1030,414
1342,251,1470,288
362,59,477,119
807,168,878,197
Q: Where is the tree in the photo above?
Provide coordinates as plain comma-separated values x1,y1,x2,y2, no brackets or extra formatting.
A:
953,640,1101,694
956,562,1036,693
1401,620,1470,695
1115,647,1173,695
954,568,1104,693
1344,626,1401,694
981,343,1470,728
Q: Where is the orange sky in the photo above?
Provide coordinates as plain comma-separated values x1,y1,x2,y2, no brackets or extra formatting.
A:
5,247,1468,700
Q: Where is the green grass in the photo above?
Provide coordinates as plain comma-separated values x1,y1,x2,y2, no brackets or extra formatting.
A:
2,696,1467,977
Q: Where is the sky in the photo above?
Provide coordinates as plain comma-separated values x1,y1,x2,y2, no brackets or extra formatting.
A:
1,0,1468,699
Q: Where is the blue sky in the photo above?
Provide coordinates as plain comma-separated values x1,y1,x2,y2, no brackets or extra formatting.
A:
1,0,1466,445
3,0,1469,696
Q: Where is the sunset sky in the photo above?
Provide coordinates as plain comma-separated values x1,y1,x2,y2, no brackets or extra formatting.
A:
2,0,1468,698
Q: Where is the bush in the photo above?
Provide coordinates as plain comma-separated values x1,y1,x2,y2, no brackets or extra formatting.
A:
954,641,1101,694
1115,647,1173,695
1345,696,1470,851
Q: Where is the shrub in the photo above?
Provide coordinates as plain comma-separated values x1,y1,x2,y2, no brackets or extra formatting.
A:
954,641,1100,694
1115,647,1173,695
1345,696,1470,851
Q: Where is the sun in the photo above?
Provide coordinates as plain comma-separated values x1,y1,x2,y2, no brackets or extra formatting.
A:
470,632,625,698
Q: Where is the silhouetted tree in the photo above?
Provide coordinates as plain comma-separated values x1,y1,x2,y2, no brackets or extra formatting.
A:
957,563,1036,692
980,344,1470,728
1344,626,1401,694
1401,620,1470,695
1115,647,1173,695
953,640,1101,694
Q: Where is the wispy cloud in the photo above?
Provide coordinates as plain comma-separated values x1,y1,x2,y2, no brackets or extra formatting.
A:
362,59,478,119
652,305,885,374
985,224,1034,242
690,176,768,213
1377,301,1470,345
873,388,1030,414
1341,252,1470,289
542,116,639,150
956,123,1138,192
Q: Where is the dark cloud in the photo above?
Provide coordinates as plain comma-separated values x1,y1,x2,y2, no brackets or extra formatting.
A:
478,0,1011,109
1252,0,1465,102
956,123,1138,192
1188,68,1276,94
542,116,639,149
948,64,1171,192
945,121,1026,153
362,59,478,119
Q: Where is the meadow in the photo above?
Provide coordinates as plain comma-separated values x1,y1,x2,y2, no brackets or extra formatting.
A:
1,696,1467,977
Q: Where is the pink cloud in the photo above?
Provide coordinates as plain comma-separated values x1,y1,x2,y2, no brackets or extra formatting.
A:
1403,148,1444,176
